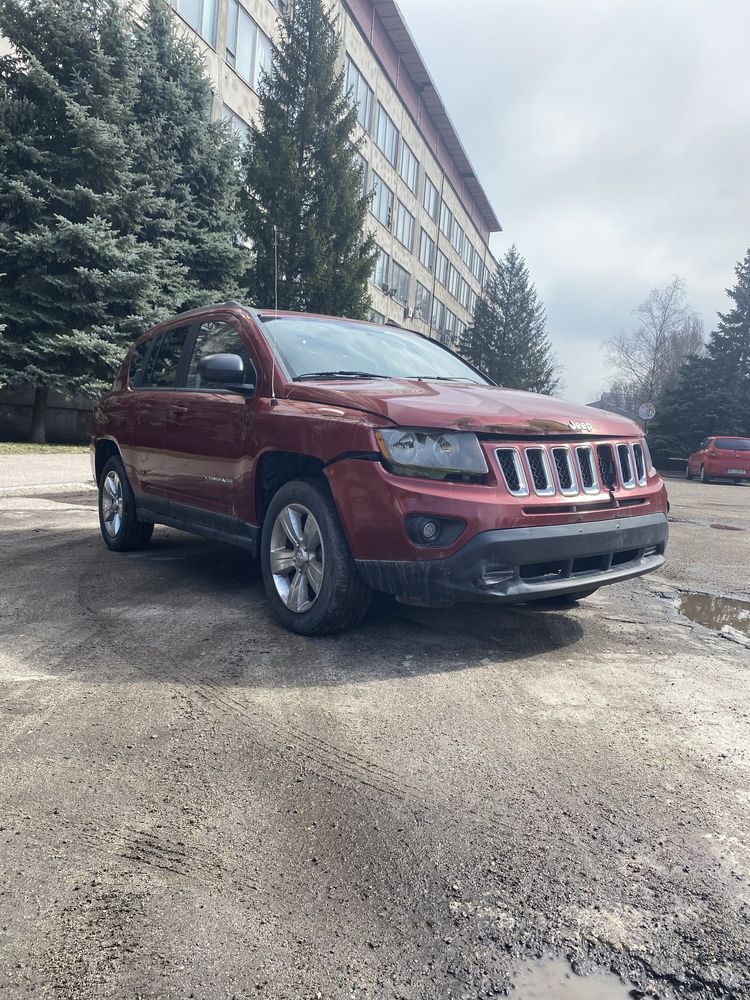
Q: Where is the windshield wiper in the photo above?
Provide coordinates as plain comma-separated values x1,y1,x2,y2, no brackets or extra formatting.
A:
293,371,390,381
406,375,480,383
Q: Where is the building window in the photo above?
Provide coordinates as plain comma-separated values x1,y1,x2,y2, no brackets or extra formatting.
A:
372,245,390,290
394,201,415,252
456,319,467,340
415,281,431,322
222,105,250,144
445,309,456,337
398,140,419,194
447,263,459,298
458,276,470,309
472,248,483,281
418,228,435,271
371,172,394,229
469,289,478,314
368,308,386,324
226,1,272,91
483,264,492,288
439,201,453,240
423,174,439,221
375,104,399,166
450,220,464,256
391,261,410,306
345,56,373,131
172,0,218,45
462,236,474,268
435,249,448,286
353,150,369,199
431,296,445,331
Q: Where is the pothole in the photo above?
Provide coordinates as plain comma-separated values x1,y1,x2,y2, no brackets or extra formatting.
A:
512,959,632,998
679,592,750,639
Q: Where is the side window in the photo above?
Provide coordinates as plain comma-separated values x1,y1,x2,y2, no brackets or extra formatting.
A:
142,326,190,388
129,338,153,387
186,320,255,389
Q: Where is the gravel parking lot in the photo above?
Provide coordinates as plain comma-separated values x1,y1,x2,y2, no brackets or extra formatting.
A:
0,469,748,999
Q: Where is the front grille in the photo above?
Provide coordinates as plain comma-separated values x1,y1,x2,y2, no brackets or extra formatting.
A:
551,447,576,494
632,443,646,485
597,444,617,489
525,448,555,495
496,448,527,495
496,438,650,499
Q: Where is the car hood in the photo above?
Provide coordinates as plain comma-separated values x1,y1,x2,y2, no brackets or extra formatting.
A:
286,379,641,437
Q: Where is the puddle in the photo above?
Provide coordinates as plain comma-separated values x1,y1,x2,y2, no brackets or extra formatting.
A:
679,593,750,639
513,959,632,999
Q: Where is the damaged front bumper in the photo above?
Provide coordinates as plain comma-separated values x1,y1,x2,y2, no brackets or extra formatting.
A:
355,512,668,605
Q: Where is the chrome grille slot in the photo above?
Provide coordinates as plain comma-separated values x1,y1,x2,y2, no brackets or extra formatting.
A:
632,443,647,485
496,448,528,496
617,443,635,488
524,448,555,496
597,444,617,489
575,446,599,493
551,447,578,495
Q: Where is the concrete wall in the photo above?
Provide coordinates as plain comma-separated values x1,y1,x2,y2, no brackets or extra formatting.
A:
0,387,93,444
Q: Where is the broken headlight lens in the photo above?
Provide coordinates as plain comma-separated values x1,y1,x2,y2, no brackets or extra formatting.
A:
375,429,488,477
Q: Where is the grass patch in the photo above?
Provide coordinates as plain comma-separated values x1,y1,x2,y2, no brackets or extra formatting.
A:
0,442,89,455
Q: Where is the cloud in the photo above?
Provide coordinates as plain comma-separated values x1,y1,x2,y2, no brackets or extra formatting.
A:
399,0,750,401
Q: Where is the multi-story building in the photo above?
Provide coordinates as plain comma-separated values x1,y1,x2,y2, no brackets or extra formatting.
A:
168,0,501,346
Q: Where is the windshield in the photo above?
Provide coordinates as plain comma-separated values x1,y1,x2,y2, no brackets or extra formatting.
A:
257,316,490,384
715,438,750,451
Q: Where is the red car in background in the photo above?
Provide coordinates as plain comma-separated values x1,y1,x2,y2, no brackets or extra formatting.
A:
686,436,750,484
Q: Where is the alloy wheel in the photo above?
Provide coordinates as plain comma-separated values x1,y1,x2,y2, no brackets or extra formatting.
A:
101,470,123,538
269,503,325,613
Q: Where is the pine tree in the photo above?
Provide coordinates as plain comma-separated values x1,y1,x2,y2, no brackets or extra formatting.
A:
0,0,161,441
130,0,246,308
460,246,560,394
240,0,376,316
648,249,750,461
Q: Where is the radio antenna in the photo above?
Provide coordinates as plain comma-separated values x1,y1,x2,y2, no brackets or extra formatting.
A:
270,223,279,407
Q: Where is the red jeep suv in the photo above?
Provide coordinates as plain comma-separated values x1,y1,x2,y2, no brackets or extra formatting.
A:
91,303,669,635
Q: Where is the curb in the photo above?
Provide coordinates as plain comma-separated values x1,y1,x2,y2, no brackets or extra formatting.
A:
0,481,96,499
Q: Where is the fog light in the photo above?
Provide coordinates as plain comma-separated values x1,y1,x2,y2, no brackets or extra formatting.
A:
421,520,440,542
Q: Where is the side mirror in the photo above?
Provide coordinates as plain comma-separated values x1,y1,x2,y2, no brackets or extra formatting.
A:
197,353,255,395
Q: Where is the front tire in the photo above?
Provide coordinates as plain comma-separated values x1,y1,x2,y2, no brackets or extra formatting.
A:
700,464,711,484
260,479,372,636
98,455,153,552
685,463,693,480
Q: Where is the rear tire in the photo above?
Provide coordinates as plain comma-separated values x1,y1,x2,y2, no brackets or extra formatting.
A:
98,455,154,552
685,463,693,480
260,478,372,636
700,464,711,484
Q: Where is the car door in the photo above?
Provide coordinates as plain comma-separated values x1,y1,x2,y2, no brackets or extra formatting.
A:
161,316,259,519
129,324,192,500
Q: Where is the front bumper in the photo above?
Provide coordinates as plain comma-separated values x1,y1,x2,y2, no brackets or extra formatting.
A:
355,512,668,605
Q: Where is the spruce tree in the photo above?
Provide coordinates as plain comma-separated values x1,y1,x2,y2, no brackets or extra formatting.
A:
0,0,161,441
460,246,560,394
130,0,246,308
649,249,750,461
240,0,376,316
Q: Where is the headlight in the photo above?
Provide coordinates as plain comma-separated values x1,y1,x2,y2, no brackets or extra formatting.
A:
375,428,488,478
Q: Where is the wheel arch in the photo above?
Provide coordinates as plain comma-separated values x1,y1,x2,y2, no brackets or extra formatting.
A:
255,450,327,528
94,438,121,485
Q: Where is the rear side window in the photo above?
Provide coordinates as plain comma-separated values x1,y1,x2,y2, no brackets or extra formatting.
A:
129,338,153,387
186,320,255,389
715,438,750,451
142,326,190,388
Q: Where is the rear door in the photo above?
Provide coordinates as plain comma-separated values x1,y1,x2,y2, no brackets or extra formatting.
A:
161,317,259,517
130,324,192,499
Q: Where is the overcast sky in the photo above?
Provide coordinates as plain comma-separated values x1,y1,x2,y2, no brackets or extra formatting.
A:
399,0,750,402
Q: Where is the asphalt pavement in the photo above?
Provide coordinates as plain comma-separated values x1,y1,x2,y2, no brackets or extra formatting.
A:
0,466,748,999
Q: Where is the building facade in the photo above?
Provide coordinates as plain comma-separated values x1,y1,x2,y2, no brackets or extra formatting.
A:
167,0,501,346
